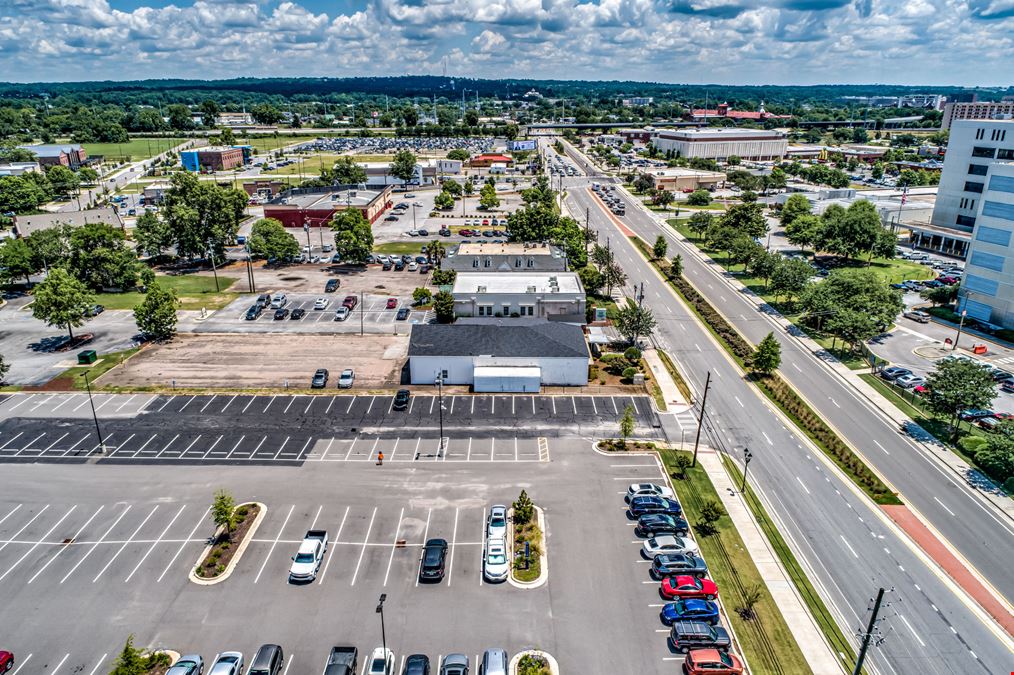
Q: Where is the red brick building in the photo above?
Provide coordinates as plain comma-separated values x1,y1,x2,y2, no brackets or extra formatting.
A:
262,186,393,228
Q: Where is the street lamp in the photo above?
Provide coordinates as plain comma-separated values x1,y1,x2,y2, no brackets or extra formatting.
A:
375,593,388,671
81,371,106,455
952,309,967,352
436,373,446,457
740,447,753,492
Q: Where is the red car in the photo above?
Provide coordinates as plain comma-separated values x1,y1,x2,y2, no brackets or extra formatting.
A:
683,649,743,674
342,295,358,310
386,298,398,309
0,651,13,673
661,575,718,600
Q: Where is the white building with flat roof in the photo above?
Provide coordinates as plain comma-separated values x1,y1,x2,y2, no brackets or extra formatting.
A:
959,162,1014,329
651,128,787,161
444,242,568,272
451,272,585,323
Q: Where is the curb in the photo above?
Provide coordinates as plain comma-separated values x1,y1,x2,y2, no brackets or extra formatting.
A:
508,650,559,675
188,502,266,586
507,505,547,589
156,650,181,667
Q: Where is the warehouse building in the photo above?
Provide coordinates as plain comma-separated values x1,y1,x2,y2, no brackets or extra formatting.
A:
262,185,393,227
408,320,590,391
651,128,787,161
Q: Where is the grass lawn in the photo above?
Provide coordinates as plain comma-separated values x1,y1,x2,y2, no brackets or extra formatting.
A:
96,274,240,311
374,241,430,256
586,293,620,320
237,134,322,154
63,346,142,390
83,138,188,162
659,449,812,675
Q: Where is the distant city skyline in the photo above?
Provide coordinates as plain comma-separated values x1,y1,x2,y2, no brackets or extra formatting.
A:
2,0,1012,86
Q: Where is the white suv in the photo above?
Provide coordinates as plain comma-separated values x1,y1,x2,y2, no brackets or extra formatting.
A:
483,537,510,582
269,294,287,309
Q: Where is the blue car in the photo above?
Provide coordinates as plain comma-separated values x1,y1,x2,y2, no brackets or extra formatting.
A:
660,598,721,626
629,495,683,518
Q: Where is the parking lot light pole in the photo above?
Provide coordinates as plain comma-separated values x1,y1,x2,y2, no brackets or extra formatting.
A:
206,238,220,293
952,309,967,351
740,448,753,492
436,374,445,457
376,593,388,667
691,371,711,467
360,291,365,336
81,371,106,454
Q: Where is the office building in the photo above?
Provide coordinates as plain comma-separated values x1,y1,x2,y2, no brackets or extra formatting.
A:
18,144,87,169
451,272,585,323
180,147,245,172
942,101,1014,129
642,168,726,192
651,128,787,161
959,163,1014,329
0,162,41,176
262,185,393,227
444,242,568,273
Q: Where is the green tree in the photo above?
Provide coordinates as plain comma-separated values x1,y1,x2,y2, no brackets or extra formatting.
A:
389,149,418,183
751,332,782,374
726,155,741,166
426,240,447,266
800,268,903,350
0,174,48,213
632,173,654,193
412,287,432,305
513,489,534,525
784,214,823,254
442,180,462,197
619,404,636,446
211,489,237,534
697,499,725,536
779,194,812,227
603,261,627,296
0,237,41,285
330,209,373,263
433,290,455,323
729,236,762,271
925,359,997,438
750,250,780,287
133,281,179,341
591,243,614,270
434,191,454,209
167,104,195,130
462,178,475,196
109,634,146,675
198,99,221,126
77,166,99,184
615,304,657,345
218,127,236,145
479,183,500,210
921,284,958,307
133,211,175,259
248,217,299,261
686,190,711,206
250,103,283,125
161,172,247,260
670,254,683,278
652,235,668,260
719,202,768,239
818,199,884,261
25,223,73,272
507,204,587,267
447,149,470,161
975,422,1014,485
578,265,604,295
871,163,885,180
770,257,812,305
652,188,675,208
686,211,713,240
67,221,139,290
330,156,367,185
31,267,94,340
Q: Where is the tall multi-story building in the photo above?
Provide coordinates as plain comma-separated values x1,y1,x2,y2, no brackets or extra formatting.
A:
960,163,1014,329
942,101,1014,129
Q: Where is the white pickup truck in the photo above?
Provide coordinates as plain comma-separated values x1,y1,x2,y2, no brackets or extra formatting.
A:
289,529,328,581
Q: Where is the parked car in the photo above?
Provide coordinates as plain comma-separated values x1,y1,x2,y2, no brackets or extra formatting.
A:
367,647,394,675
0,652,12,674
209,652,244,675
959,408,995,421
290,308,305,320
487,504,508,538
167,655,204,675
895,374,926,389
314,297,330,310
338,369,355,389
403,655,430,675
255,294,271,308
904,310,931,323
342,295,358,310
438,654,468,675
84,304,105,317
978,416,1001,431
629,495,682,518
334,306,350,321
311,369,329,389
636,513,689,537
670,621,731,654
479,649,507,675
289,529,328,581
661,575,719,600
483,537,510,582
393,389,411,410
682,649,744,675
386,298,398,309
273,308,290,320
643,535,700,559
1003,381,1014,394
626,483,675,502
396,307,410,320
879,366,912,382
322,648,358,675
660,599,721,626
269,294,287,309
651,553,709,579
245,306,263,321
419,538,448,581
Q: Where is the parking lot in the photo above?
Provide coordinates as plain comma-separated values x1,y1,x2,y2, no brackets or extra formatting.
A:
202,293,432,334
2,437,678,674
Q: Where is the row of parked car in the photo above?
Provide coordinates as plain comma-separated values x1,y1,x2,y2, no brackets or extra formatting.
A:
881,354,1014,410
625,483,746,674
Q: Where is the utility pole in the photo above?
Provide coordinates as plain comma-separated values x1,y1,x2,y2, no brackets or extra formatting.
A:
952,308,967,351
360,290,364,337
585,206,590,243
691,371,711,467
853,588,887,675
303,219,311,257
82,371,106,454
207,238,220,292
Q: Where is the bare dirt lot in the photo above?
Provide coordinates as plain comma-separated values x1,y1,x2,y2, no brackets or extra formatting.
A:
98,333,407,390
217,259,432,297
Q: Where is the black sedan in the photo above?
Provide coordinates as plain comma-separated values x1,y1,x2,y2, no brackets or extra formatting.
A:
273,308,290,320
396,307,410,320
419,538,448,582
290,308,306,320
636,514,689,538
393,389,411,410
628,495,682,518
651,553,709,579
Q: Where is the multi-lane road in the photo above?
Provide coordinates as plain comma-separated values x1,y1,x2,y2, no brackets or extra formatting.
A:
557,143,1013,674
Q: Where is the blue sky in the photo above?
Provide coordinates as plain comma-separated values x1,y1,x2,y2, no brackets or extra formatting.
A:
2,0,1012,85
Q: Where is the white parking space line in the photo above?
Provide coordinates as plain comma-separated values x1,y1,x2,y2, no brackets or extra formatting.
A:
280,654,294,675
158,508,209,583
415,508,432,588
29,394,55,412
350,507,377,586
221,395,238,413
447,507,460,587
241,397,256,414
0,505,50,555
491,396,495,414
50,654,70,674
367,396,377,414
450,396,456,414
177,396,196,413
318,506,349,585
0,505,77,582
93,504,159,583
199,395,218,413
225,435,246,459
201,436,224,459
28,505,103,584
551,397,557,415
9,654,31,675
179,435,203,456
0,431,24,451
304,397,315,414
73,396,93,412
14,432,47,456
389,438,400,461
325,397,337,415
346,397,355,414
0,504,23,528
87,654,108,675
262,395,277,413
61,505,130,584
479,506,486,587
251,435,267,456
115,394,139,413
283,396,298,414
62,434,91,456
41,432,70,453
49,395,77,414
155,397,174,413
254,504,294,584
125,504,187,582
156,434,180,458
128,434,157,458
383,507,405,587
572,396,577,414
7,394,37,412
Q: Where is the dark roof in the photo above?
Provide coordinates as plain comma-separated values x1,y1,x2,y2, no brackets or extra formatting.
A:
409,320,588,359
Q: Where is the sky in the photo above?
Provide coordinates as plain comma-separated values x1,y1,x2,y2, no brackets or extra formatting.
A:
1,0,1012,86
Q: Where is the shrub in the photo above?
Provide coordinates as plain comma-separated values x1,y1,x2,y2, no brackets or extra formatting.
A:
624,346,642,362
622,366,639,380
513,489,534,525
736,583,764,620
672,453,692,479
1005,477,1014,495
959,435,989,456
697,499,725,535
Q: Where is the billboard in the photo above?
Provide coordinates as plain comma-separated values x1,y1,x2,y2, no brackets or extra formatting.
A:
509,140,537,152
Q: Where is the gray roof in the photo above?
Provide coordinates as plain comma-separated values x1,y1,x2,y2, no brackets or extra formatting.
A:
409,320,588,359
19,144,83,157
13,208,122,236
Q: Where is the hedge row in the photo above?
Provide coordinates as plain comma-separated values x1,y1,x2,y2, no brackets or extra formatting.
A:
670,275,754,361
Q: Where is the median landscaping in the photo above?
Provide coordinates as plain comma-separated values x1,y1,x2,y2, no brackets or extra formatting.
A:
193,491,262,582
509,490,544,584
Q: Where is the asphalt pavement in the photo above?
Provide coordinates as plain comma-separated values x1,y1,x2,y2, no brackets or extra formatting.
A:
562,157,1013,675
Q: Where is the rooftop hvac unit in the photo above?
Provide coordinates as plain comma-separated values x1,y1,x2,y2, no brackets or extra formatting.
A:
527,285,536,293
478,285,487,293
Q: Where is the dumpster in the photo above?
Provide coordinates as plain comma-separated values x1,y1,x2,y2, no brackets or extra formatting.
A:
77,349,97,365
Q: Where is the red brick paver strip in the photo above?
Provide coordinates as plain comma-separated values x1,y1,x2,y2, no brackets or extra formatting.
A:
883,504,1014,636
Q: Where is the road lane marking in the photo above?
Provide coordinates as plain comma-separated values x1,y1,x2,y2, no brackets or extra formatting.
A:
761,432,773,445
839,535,858,559
872,440,889,455
933,497,956,517
93,505,159,582
350,507,377,586
253,504,294,584
899,614,926,647
383,507,405,587
318,505,350,585
734,396,744,408
796,477,811,495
